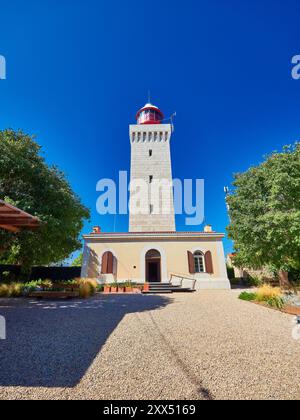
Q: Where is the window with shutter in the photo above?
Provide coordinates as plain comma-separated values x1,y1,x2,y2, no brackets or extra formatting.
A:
101,251,114,274
205,251,214,274
193,251,205,273
187,251,195,274
101,252,108,274
107,251,114,274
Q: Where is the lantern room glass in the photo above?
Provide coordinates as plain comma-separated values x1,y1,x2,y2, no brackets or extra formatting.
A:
137,109,162,124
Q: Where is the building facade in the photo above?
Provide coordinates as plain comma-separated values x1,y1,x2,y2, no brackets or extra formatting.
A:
81,102,230,290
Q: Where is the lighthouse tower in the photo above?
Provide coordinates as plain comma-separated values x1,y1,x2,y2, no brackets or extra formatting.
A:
129,103,176,232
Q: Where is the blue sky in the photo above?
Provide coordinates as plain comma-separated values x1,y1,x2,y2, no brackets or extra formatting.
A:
0,0,300,256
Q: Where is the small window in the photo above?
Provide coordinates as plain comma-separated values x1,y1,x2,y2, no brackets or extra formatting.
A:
149,150,152,157
194,251,205,273
149,175,153,184
150,204,153,214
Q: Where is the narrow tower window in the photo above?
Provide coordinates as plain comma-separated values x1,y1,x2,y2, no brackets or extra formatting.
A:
149,175,153,184
149,150,152,157
150,205,153,214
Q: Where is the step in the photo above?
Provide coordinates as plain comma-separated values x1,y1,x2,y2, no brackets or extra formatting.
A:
148,283,172,287
148,287,183,291
143,288,195,294
143,283,196,294
172,288,196,293
142,290,173,294
149,286,181,289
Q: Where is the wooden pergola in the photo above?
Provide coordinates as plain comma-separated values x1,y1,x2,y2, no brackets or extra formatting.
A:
0,200,40,233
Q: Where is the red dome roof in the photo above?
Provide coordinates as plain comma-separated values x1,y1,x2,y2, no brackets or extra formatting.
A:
136,103,164,125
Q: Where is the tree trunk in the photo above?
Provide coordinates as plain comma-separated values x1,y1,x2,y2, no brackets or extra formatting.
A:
278,270,291,289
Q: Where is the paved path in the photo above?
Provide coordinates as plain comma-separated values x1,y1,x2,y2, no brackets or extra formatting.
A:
0,291,299,400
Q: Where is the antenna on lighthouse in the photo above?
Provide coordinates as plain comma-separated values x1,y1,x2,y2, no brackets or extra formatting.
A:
224,186,231,219
170,112,177,132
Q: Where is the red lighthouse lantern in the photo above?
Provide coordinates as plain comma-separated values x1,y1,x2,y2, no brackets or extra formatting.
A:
136,103,164,125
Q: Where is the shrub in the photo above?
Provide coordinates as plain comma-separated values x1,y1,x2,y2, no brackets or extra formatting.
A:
266,296,284,309
78,282,92,298
10,283,23,297
291,282,300,292
247,275,263,287
77,278,97,298
22,280,43,293
256,284,282,302
1,271,11,282
124,281,134,288
230,277,241,286
41,279,53,290
288,268,300,283
0,284,10,297
0,283,22,297
240,284,286,310
239,291,257,301
1,271,18,283
0,278,99,299
86,279,98,291
21,279,55,294
226,265,235,280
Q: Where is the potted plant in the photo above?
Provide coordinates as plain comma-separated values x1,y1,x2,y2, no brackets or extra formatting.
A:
125,281,133,293
103,284,111,293
110,283,118,293
133,285,142,294
118,284,125,293
143,283,150,292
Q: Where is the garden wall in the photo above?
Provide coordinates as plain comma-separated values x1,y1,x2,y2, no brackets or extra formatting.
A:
0,265,81,282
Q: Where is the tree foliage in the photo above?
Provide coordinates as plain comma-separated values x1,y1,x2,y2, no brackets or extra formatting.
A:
0,129,90,270
227,143,300,273
71,253,83,267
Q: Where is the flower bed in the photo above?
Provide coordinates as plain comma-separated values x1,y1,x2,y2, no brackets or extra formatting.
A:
0,278,98,299
239,285,300,315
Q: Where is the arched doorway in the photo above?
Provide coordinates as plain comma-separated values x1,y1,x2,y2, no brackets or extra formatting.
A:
145,249,161,283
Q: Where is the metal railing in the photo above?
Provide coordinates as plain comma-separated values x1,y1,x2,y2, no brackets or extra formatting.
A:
169,273,197,290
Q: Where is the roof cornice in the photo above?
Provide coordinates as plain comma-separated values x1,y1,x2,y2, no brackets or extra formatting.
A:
83,231,225,241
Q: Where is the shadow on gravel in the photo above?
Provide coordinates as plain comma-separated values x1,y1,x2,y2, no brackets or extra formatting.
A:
0,295,171,388
147,312,214,400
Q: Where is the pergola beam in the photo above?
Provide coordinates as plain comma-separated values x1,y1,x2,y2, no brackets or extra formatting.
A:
0,224,20,233
0,218,39,225
0,210,21,215
0,200,40,232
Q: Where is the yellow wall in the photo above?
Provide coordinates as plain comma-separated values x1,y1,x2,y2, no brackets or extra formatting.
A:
84,238,225,282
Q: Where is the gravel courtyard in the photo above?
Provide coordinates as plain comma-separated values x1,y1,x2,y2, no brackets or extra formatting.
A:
0,291,299,400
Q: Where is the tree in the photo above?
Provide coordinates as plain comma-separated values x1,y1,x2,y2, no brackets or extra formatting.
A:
227,143,300,287
71,253,83,267
0,129,90,274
